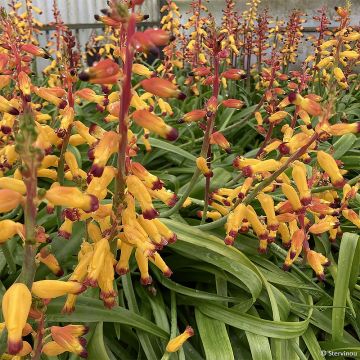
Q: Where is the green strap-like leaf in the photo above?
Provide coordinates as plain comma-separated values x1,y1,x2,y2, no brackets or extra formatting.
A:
195,308,234,360
332,232,359,342
46,297,169,339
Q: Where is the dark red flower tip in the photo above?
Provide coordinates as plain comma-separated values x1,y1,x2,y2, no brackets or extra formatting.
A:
278,143,290,155
164,269,173,277
142,208,159,220
90,164,104,177
258,247,267,254
140,276,153,286
9,108,20,116
282,264,290,271
87,194,99,213
242,165,253,177
56,269,65,277
168,234,177,244
79,71,90,81
166,127,179,141
288,92,297,103
224,236,234,246
1,125,12,134
178,92,186,100
59,99,67,109
116,267,129,276
7,340,23,355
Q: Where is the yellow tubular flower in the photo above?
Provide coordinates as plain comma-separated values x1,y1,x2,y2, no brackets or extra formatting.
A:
0,177,25,195
126,175,158,219
317,151,346,188
45,184,99,212
135,248,152,285
257,193,279,230
86,238,110,286
278,223,291,247
281,183,302,211
0,220,24,244
2,283,32,355
137,216,164,247
224,203,246,245
292,162,311,205
149,252,172,277
166,326,194,352
64,151,83,180
245,205,268,243
116,241,134,275
0,188,23,213
196,157,213,177
32,280,86,299
90,131,119,177
306,250,330,281
98,252,116,308
152,219,177,244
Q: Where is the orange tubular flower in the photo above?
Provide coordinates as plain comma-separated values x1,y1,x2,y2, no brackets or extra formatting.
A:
288,92,322,116
50,325,88,358
90,131,119,177
317,151,346,188
329,122,360,136
292,162,311,205
166,326,194,352
196,157,213,177
126,175,159,219
140,78,185,99
0,220,24,243
132,109,178,141
0,189,23,213
2,283,32,355
306,250,330,281
210,131,231,153
148,188,178,207
222,99,244,109
75,88,107,105
18,71,31,102
179,109,207,123
32,280,86,299
45,185,99,213
342,209,360,228
130,162,163,190
21,44,50,58
221,69,246,80
79,59,120,84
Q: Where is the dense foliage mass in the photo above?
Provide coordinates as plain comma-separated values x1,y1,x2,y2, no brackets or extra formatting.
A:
0,0,360,359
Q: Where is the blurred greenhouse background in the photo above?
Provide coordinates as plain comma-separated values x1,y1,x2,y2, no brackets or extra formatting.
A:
4,0,360,67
